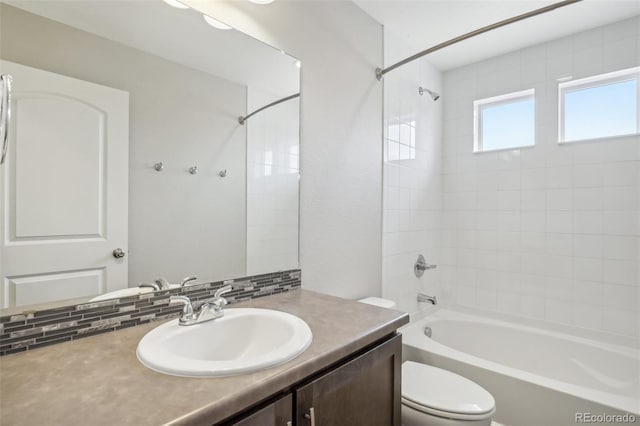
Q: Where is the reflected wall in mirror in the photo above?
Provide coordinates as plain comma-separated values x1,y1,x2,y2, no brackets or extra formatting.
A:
0,1,300,311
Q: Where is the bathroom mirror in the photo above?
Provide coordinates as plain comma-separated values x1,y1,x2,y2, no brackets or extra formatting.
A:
0,1,301,312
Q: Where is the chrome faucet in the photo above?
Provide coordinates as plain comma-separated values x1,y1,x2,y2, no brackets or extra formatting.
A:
170,285,233,326
142,275,198,291
414,255,437,278
417,293,437,305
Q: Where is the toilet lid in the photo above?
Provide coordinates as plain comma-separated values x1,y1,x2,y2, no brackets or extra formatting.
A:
402,361,495,416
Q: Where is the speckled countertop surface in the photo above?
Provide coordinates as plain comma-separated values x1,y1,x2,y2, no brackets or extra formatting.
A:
0,289,408,426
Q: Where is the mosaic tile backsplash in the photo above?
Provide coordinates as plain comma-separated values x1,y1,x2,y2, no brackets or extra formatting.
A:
0,269,301,356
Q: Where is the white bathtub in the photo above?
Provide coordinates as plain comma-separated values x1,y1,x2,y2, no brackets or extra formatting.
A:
402,309,640,426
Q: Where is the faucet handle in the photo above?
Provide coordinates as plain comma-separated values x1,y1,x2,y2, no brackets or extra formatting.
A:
154,277,171,290
204,285,233,313
206,296,227,312
180,276,198,287
214,285,233,299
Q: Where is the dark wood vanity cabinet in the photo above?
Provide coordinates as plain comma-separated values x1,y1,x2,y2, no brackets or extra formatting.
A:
229,395,293,426
226,333,402,426
296,333,402,426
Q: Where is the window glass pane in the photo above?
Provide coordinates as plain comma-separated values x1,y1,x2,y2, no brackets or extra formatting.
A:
385,119,416,162
481,97,534,151
388,141,400,161
564,79,637,141
388,122,400,142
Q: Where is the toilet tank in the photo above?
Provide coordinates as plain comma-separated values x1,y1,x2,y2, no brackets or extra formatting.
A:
358,297,396,309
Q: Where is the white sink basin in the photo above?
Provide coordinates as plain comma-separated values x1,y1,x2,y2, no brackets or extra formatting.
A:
136,308,313,377
90,287,154,302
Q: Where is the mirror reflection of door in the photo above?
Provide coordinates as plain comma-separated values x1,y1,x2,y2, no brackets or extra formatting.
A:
0,60,129,308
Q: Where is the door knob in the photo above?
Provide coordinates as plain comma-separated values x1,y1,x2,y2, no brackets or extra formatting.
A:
113,248,126,259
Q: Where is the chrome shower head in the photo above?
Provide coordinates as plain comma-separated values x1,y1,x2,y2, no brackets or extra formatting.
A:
418,87,440,101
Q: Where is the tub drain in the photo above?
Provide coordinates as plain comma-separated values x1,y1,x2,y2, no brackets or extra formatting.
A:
423,326,432,338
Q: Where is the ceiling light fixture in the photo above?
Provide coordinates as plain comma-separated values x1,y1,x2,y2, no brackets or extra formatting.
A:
248,0,275,4
162,0,189,9
203,15,232,30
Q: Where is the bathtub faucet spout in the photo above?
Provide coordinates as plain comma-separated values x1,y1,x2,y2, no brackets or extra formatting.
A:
417,293,437,305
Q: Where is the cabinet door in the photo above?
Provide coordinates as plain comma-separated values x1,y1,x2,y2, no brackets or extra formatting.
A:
227,394,292,426
296,334,402,426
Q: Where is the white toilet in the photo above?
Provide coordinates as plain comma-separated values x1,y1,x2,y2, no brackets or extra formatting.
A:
358,297,496,426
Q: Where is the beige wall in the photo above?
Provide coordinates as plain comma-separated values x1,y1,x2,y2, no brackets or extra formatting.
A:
0,4,247,285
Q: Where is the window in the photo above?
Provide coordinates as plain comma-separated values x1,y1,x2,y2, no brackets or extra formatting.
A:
559,67,639,143
473,89,535,153
386,118,416,161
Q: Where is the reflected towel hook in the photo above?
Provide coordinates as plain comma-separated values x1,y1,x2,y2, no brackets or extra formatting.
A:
218,169,227,178
189,165,198,175
154,162,164,171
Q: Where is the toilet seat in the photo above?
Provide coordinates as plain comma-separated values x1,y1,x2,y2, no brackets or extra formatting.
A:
402,397,495,421
402,361,495,421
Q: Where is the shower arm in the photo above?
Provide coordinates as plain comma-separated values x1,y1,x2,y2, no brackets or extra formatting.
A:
375,0,583,81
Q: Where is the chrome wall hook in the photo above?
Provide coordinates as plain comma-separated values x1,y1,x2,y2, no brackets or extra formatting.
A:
188,165,198,175
154,162,164,171
218,169,227,178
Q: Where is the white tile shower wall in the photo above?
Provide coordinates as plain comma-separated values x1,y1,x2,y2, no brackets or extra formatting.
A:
442,17,640,337
246,88,300,275
382,31,443,316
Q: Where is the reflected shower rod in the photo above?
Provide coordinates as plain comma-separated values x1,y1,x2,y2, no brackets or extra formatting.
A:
238,92,300,125
375,0,583,80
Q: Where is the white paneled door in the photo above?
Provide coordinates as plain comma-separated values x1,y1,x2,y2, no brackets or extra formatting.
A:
0,60,129,308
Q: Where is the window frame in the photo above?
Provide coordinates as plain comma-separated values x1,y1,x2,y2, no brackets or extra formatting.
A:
473,88,536,153
558,66,640,144
385,116,416,162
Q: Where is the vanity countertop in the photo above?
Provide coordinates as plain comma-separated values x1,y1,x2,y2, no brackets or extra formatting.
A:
0,289,408,426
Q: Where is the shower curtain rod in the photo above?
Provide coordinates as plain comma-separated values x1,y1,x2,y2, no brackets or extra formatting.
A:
238,93,300,125
375,0,583,81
